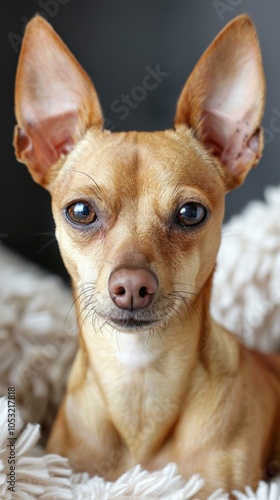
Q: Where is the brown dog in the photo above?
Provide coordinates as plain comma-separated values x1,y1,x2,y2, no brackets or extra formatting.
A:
13,14,280,498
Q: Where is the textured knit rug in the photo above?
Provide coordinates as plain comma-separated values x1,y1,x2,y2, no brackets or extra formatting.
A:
0,186,280,499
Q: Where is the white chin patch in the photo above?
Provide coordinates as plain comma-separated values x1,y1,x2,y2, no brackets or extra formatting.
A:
114,332,159,369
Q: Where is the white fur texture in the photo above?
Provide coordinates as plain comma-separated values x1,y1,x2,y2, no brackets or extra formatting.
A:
0,186,280,498
212,185,280,354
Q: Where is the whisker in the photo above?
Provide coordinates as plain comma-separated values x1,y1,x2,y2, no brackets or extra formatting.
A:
72,169,103,201
169,289,202,326
70,282,97,327
36,238,57,255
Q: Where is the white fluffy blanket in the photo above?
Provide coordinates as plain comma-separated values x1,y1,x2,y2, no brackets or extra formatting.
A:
0,186,280,499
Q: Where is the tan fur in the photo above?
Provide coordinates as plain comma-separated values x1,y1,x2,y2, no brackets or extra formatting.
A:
13,14,280,498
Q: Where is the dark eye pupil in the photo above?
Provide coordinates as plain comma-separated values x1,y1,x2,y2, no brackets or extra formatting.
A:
177,203,206,227
66,202,96,225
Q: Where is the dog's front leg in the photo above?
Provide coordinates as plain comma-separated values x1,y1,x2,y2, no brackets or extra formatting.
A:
47,349,129,478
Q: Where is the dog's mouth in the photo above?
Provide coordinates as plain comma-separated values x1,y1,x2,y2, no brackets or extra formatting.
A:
95,307,163,332
108,317,159,331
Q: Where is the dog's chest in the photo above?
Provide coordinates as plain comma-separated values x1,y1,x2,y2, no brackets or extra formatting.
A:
87,333,180,456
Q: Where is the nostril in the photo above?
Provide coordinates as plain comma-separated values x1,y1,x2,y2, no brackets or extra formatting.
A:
139,286,148,298
116,286,126,296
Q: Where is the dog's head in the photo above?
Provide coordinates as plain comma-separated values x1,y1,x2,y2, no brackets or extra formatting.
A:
13,15,265,333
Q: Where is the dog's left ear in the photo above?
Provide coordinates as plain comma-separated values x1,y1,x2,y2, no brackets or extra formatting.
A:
14,15,103,187
174,15,265,189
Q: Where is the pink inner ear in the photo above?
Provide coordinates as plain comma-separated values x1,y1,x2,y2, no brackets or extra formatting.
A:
174,15,265,185
202,108,260,176
197,49,264,175
14,16,104,185
17,111,77,179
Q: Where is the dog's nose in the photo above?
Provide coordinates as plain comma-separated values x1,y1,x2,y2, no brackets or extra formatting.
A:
108,268,157,310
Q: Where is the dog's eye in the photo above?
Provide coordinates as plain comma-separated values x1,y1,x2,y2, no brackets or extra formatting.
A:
177,202,207,227
66,202,97,225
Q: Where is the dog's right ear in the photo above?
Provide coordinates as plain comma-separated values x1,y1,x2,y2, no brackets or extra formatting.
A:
14,15,103,187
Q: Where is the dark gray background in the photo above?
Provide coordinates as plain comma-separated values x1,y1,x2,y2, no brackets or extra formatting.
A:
1,0,280,281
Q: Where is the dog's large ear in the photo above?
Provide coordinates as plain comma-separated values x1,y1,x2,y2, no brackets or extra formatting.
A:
174,15,265,189
14,15,103,187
